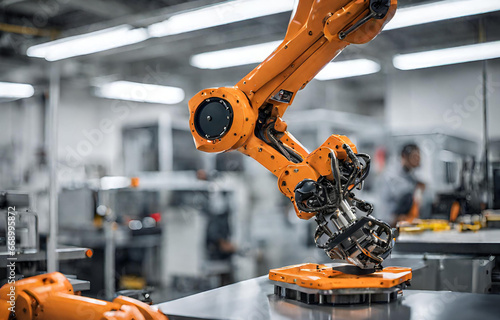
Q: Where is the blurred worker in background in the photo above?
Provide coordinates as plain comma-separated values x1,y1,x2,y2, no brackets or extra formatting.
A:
206,189,237,286
197,169,237,286
380,143,426,226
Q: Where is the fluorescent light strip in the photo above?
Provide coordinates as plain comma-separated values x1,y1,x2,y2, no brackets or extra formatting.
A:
96,81,185,104
25,0,500,61
27,25,148,61
315,59,380,80
189,0,500,70
190,40,282,69
100,176,131,190
153,0,500,37
148,0,294,37
393,41,500,70
191,41,379,79
0,81,35,99
385,0,500,30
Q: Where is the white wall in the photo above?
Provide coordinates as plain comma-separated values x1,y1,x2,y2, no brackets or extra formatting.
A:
0,98,44,189
386,60,500,140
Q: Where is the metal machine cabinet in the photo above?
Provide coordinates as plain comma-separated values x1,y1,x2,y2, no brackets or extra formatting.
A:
388,254,495,294
164,208,207,281
122,114,203,174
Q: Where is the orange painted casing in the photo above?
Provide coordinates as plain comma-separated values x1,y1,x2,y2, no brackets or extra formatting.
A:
236,0,397,116
189,87,256,153
0,272,169,320
276,135,357,219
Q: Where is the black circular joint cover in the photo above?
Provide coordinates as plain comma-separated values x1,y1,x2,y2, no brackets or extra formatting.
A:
194,97,233,140
370,0,391,18
295,179,318,203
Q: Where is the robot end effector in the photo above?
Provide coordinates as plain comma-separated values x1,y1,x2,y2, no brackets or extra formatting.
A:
294,144,395,271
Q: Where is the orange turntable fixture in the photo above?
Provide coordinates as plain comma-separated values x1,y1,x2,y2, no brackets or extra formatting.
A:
270,263,412,305
270,263,412,290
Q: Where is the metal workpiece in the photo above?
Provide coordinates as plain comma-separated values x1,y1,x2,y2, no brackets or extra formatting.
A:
157,276,500,320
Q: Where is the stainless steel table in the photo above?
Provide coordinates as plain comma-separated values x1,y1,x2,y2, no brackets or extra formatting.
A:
157,276,500,320
395,229,500,255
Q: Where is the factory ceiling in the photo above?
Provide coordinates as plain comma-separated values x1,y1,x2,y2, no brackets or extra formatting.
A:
1,0,499,109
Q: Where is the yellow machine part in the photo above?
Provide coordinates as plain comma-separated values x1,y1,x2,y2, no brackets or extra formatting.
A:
120,275,147,290
399,219,451,233
458,222,482,232
485,212,500,222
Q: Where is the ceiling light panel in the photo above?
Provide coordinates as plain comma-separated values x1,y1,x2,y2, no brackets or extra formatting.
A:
148,0,294,37
0,82,35,99
385,0,500,30
315,59,381,80
393,41,500,70
95,81,185,105
190,40,282,69
27,25,148,61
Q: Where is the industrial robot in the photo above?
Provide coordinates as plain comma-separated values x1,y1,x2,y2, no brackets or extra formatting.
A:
0,0,410,318
188,0,411,305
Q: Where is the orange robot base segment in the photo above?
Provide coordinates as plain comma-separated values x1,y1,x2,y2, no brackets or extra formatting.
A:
0,272,168,320
269,263,412,305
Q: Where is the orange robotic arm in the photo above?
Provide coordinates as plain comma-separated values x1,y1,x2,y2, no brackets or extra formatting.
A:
189,0,397,270
0,272,168,320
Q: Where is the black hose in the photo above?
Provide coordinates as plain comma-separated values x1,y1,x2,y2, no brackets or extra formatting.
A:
265,124,302,163
297,201,337,213
329,151,343,203
266,125,291,159
344,154,371,195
